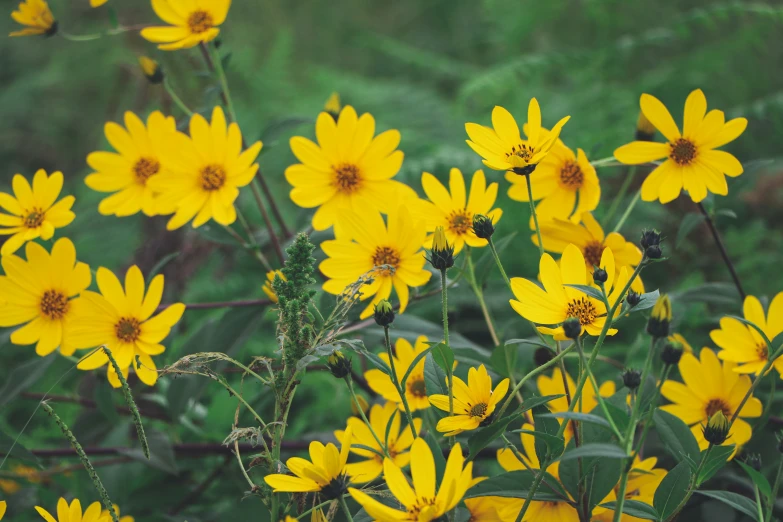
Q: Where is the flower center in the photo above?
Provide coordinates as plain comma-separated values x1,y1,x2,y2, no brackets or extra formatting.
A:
372,246,400,276
133,157,160,183
669,138,697,165
333,163,362,193
187,10,214,34
23,208,45,228
559,161,584,189
565,297,598,326
115,317,141,343
583,241,605,268
447,209,473,235
200,164,226,191
506,143,534,164
40,290,69,319
407,498,438,519
757,344,769,360
705,398,731,419
468,402,488,418
407,377,427,398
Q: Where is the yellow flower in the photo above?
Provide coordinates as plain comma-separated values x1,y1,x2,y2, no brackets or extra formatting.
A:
335,401,422,483
614,89,747,203
319,207,431,319
668,333,694,353
324,92,341,117
101,505,133,522
0,463,43,494
0,170,75,256
661,348,762,456
148,107,262,230
9,0,56,37
429,365,510,436
91,0,109,7
365,336,432,412
70,266,185,387
595,457,666,522
651,294,671,322
140,0,230,51
510,244,628,340
285,106,415,235
0,500,5,521
262,269,286,303
0,238,90,356
535,212,644,293
349,438,473,521
465,99,570,175
464,495,522,522
412,168,503,253
137,56,163,84
711,292,783,377
264,428,353,496
85,111,176,217
35,498,111,522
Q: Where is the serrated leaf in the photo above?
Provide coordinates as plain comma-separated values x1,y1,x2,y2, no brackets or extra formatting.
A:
653,460,692,520
653,409,701,467
599,500,658,520
695,490,760,521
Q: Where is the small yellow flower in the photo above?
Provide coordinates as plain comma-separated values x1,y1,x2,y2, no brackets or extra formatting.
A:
668,333,694,354
262,269,286,303
647,294,671,338
137,56,163,83
365,336,432,412
0,238,90,356
465,99,570,175
711,292,783,377
324,92,341,116
141,0,230,51
429,365,510,436
70,266,185,387
9,0,56,37
101,505,134,522
335,401,422,483
91,0,109,7
0,169,75,256
349,438,474,521
614,89,747,203
35,498,111,522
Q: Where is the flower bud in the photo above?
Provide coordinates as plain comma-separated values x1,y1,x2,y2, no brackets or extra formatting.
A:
563,317,582,340
138,56,164,84
640,229,661,250
593,268,608,284
534,347,555,367
324,92,341,121
645,245,662,259
428,226,455,271
661,340,684,366
471,214,495,240
627,291,641,307
622,368,642,390
647,294,671,338
702,411,730,446
744,453,762,472
373,299,395,327
635,111,656,142
327,350,352,379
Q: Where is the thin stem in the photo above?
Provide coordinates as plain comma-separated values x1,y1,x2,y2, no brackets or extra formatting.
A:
576,337,621,439
765,458,783,521
500,434,569,501
754,486,765,522
631,364,672,461
466,251,500,346
345,377,390,458
525,174,545,257
163,78,194,117
515,465,547,522
250,180,285,265
297,500,333,520
488,237,512,289
256,170,292,239
339,495,355,522
208,42,237,123
603,167,636,228
612,188,641,233
384,327,418,438
440,269,454,420
696,202,746,300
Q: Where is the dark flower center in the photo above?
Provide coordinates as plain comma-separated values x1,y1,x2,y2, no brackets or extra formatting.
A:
506,143,534,163
448,210,473,235
669,138,697,165
23,208,45,228
133,157,160,183
187,10,214,34
372,246,400,276
407,377,427,398
468,402,488,418
333,163,362,193
583,241,605,268
756,343,769,360
115,317,142,343
40,290,69,319
559,161,584,189
565,297,598,326
320,473,350,500
705,398,731,419
200,164,226,191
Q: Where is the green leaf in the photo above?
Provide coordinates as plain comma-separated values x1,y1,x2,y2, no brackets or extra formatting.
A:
555,442,627,462
771,330,783,351
145,252,179,283
424,354,447,396
467,413,520,460
715,208,738,219
117,428,178,475
426,428,447,484
634,289,661,312
0,355,55,409
697,444,734,485
653,460,692,521
517,394,564,414
670,282,740,307
564,284,605,301
431,343,454,375
541,411,612,430
195,222,241,246
695,490,760,521
363,351,391,375
676,212,706,248
107,6,119,29
513,429,565,458
0,428,40,465
93,380,120,424
504,338,552,350
489,344,517,378
464,470,567,501
598,500,658,520
736,461,772,500
531,405,563,462
653,409,701,466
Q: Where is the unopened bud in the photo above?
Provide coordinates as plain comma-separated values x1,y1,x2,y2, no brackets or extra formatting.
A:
428,227,455,271
640,229,661,250
472,214,495,240
563,317,582,340
374,299,395,327
661,340,684,366
593,268,608,284
627,291,641,307
327,350,352,379
647,294,671,338
622,368,642,390
138,56,164,84
324,92,341,121
534,347,555,367
703,411,730,446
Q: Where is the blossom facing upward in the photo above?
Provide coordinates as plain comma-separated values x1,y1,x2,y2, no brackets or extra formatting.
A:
614,89,747,203
335,401,422,483
285,106,415,235
661,348,762,456
365,336,433,412
70,266,185,387
465,99,570,175
429,365,510,436
0,238,90,356
141,0,230,50
35,498,111,522
319,207,431,319
148,107,262,230
711,292,783,377
0,170,75,256
9,0,56,37
86,111,176,217
349,438,473,522
412,168,503,253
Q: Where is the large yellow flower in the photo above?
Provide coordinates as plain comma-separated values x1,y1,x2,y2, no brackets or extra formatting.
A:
285,106,415,235
319,207,431,319
595,457,666,522
70,266,185,387
0,238,90,356
661,348,762,456
335,401,422,483
535,212,644,293
365,336,432,412
9,0,56,37
510,245,628,340
711,292,783,377
465,99,570,175
411,168,502,253
614,89,747,203
349,438,473,522
148,107,262,230
464,494,521,522
86,111,176,217
0,170,75,256
35,498,111,522
141,0,230,50
429,364,509,436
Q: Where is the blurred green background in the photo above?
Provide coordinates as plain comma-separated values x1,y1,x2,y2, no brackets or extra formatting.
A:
2,0,783,520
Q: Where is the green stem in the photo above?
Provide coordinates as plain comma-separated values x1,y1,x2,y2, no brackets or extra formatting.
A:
250,179,285,265
208,42,238,123
297,500,332,520
488,237,512,289
466,250,500,346
612,188,641,233
525,174,544,257
765,457,783,521
339,495,355,522
603,167,636,228
754,485,764,522
631,365,672,461
345,377,390,458
576,337,621,439
384,327,418,438
665,446,712,522
440,269,453,420
163,78,194,117
515,465,547,522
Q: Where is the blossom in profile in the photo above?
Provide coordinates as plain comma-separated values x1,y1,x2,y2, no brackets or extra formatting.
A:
141,0,231,50
262,269,286,303
9,0,56,37
35,498,112,522
364,336,433,412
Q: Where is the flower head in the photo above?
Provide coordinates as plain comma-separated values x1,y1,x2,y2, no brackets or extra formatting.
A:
0,238,90,356
9,0,56,37
141,0,230,50
711,292,783,377
429,365,510,436
427,226,455,271
327,350,352,379
647,294,671,338
614,89,747,203
0,170,75,256
262,270,286,303
148,107,262,230
285,106,415,235
35,498,111,522
349,438,473,521
703,411,730,446
71,266,185,387
365,336,432,411
138,56,163,84
86,111,176,218
472,214,495,240
335,401,422,483
373,298,395,327
465,99,570,175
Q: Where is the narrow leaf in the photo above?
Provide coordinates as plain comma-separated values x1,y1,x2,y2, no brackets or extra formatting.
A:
653,460,692,520
599,500,658,520
555,442,627,462
696,490,760,521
